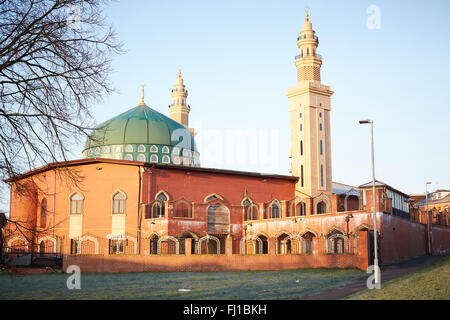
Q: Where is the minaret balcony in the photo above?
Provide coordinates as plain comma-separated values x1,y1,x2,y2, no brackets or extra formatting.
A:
297,35,319,42
295,53,322,60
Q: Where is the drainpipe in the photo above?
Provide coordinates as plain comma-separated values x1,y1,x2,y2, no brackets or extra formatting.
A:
137,166,142,254
53,169,56,251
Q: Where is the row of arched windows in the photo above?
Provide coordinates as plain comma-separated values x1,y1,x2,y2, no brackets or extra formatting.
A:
69,192,127,215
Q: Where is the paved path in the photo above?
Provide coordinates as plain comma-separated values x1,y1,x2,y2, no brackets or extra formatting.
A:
301,254,448,300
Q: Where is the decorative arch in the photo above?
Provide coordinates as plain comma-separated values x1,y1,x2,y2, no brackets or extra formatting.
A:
300,231,316,254
239,234,258,255
112,190,127,215
344,193,361,211
157,235,180,255
69,192,84,215
198,235,221,255
179,231,199,240
325,226,346,236
77,235,100,254
353,223,373,234
204,193,224,202
7,236,29,251
37,236,57,253
207,203,230,233
269,199,281,219
276,232,294,254
299,228,319,238
242,198,258,221
313,193,331,214
173,198,192,218
326,229,347,254
155,190,170,201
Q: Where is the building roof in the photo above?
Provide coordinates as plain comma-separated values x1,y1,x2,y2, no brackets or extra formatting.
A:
3,158,299,183
84,104,197,151
332,182,360,196
414,193,450,208
358,179,410,198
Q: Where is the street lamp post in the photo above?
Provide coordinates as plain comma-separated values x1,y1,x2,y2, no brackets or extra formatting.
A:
359,119,380,287
426,182,432,255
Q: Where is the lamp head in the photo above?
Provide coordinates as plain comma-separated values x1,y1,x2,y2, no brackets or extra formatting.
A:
359,119,373,124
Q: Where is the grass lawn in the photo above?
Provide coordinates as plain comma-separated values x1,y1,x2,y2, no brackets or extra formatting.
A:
0,267,366,300
346,256,450,300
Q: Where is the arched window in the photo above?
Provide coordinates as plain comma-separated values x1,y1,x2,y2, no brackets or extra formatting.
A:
243,199,258,221
40,198,47,228
150,155,158,163
271,202,280,219
70,193,83,215
320,123,323,131
162,155,170,163
307,48,310,56
162,146,170,154
317,201,326,214
173,156,181,165
152,192,167,218
172,147,180,155
125,145,133,152
95,147,101,155
137,154,146,162
320,140,323,155
150,145,158,153
296,201,306,216
205,194,223,202
300,140,303,156
112,192,126,214
327,230,345,254
302,232,315,254
125,154,133,161
137,145,146,152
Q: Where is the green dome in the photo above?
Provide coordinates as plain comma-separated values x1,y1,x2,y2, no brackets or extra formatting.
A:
82,104,199,167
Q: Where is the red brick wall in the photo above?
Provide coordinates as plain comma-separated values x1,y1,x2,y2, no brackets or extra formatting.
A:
381,214,427,265
63,253,362,273
430,225,450,255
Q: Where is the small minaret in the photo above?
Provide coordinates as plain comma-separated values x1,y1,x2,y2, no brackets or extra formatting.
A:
287,10,334,213
169,70,193,134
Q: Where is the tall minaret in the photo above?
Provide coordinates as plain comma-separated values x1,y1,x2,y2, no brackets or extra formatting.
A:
286,11,334,212
169,70,195,135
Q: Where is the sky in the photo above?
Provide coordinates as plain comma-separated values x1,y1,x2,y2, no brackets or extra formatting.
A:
2,0,449,213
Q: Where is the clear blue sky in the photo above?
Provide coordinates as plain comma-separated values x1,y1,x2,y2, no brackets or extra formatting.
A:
73,0,450,195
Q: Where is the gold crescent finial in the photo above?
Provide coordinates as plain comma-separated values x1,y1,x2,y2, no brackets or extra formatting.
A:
139,83,146,105
305,6,310,21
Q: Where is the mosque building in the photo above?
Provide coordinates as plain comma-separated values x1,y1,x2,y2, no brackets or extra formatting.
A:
4,12,449,272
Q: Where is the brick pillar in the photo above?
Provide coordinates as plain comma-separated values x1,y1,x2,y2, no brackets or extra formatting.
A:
356,230,369,271
226,236,233,256
185,238,192,256
269,237,277,255
313,237,319,255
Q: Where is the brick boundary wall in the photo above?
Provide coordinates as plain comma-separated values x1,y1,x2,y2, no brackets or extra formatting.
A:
381,214,450,266
63,253,363,273
430,224,450,255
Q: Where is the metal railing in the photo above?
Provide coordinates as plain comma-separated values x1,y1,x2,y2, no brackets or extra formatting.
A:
295,53,322,60
297,35,319,41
